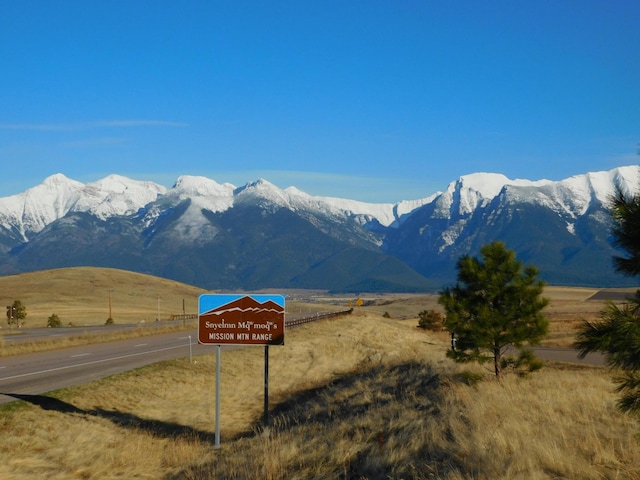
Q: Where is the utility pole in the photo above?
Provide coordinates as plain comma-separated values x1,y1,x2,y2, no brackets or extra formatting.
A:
109,289,113,320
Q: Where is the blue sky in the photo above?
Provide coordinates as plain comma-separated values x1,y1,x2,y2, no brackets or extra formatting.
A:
1,1,638,203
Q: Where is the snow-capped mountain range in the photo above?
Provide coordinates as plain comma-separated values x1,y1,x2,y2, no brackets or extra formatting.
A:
0,165,638,291
0,173,428,241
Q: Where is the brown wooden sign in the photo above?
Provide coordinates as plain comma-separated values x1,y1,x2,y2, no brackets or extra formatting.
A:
198,294,285,345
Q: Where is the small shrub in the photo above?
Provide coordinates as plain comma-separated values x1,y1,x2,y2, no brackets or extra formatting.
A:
47,313,62,328
382,311,391,318
417,309,443,331
105,317,114,325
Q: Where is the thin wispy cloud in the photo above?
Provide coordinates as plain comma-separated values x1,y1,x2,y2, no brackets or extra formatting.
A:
59,137,129,149
89,120,188,128
0,120,188,131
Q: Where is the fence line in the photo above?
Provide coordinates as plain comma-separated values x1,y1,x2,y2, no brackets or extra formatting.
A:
173,309,352,326
170,314,198,321
285,308,353,328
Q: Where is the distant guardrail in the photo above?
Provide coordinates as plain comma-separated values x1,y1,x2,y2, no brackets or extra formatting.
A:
285,309,353,328
170,314,198,321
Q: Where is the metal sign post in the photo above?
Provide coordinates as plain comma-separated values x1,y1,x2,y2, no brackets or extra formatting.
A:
215,345,221,449
264,345,269,431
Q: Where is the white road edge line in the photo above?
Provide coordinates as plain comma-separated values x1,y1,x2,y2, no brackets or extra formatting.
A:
0,344,187,382
71,353,91,358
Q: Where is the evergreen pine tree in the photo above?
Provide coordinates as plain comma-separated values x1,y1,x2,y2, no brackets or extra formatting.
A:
576,168,640,413
439,241,549,379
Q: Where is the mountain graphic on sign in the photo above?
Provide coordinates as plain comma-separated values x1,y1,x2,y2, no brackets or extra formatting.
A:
202,296,284,323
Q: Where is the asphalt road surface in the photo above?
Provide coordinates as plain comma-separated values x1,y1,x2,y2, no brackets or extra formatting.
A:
1,319,189,345
0,312,330,405
0,329,215,405
0,327,607,406
532,346,605,366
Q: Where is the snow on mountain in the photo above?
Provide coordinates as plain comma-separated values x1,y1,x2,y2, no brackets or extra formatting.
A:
164,175,235,219
386,166,639,252
459,172,521,199
283,188,391,227
0,174,84,239
220,178,424,228
570,166,640,206
310,193,435,228
0,174,166,240
1,165,640,289
612,165,640,193
428,166,640,223
147,175,236,244
72,174,167,219
495,166,640,221
0,166,638,246
433,172,552,219
172,175,235,198
234,178,293,208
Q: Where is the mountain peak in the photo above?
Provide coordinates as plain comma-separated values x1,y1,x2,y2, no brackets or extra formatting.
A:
70,176,166,219
0,174,84,239
235,178,289,206
453,172,551,199
41,173,77,188
241,178,277,190
173,175,235,197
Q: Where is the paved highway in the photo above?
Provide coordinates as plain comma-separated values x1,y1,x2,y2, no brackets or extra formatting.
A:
0,312,341,405
1,319,190,345
0,329,215,405
0,321,607,406
532,346,605,366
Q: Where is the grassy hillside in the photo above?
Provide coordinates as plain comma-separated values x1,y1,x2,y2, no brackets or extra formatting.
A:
1,305,639,478
0,267,206,327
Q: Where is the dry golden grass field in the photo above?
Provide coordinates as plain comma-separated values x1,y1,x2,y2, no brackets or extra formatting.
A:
1,268,639,479
0,267,206,327
351,285,636,348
